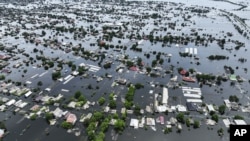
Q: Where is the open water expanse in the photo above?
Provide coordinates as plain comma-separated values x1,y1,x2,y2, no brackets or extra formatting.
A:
0,0,250,141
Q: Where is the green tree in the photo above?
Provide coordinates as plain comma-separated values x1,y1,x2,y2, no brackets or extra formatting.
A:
0,122,6,130
74,91,82,99
37,81,43,86
52,72,61,80
176,113,185,124
229,95,239,103
212,114,219,123
78,95,86,102
134,105,141,116
95,132,105,141
98,97,106,106
109,100,116,109
134,83,144,89
234,115,244,120
186,118,191,127
124,100,133,109
0,75,5,80
217,128,224,136
193,120,200,128
151,60,157,67
68,61,73,67
61,121,73,129
114,119,125,132
93,112,104,122
45,112,54,123
146,67,151,73
100,119,110,132
30,114,37,120
218,105,226,115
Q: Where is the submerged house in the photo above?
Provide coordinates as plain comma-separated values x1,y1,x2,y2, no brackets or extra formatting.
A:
66,113,77,125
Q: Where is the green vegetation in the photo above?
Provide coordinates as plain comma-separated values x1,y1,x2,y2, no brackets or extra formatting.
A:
95,132,105,141
74,91,82,99
217,128,224,136
45,112,54,123
234,115,244,120
52,71,61,80
211,114,219,123
98,97,106,106
37,81,43,86
100,118,110,132
196,74,216,82
30,114,37,120
0,75,5,80
114,119,126,132
179,52,190,57
124,85,136,109
218,105,226,115
224,66,235,74
109,100,116,109
134,83,144,89
176,113,185,124
0,122,6,131
193,120,200,129
71,91,87,107
61,121,73,129
186,118,191,127
134,105,141,116
103,63,111,69
85,112,111,141
126,60,134,68
146,67,151,73
164,127,172,134
208,55,228,60
229,95,239,103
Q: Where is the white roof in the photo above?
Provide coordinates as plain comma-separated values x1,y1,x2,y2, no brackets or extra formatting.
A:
184,94,201,98
223,119,231,128
130,119,139,128
24,91,32,97
207,104,215,112
186,99,203,103
156,105,167,112
53,107,63,118
162,88,168,105
45,88,51,92
0,105,6,111
0,129,4,137
234,120,247,125
146,118,155,126
6,99,16,106
176,105,187,112
68,101,76,108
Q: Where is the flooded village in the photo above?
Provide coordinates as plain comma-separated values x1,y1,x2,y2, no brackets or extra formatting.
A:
0,0,250,141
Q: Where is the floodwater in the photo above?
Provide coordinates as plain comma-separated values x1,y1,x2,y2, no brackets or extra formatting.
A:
1,0,250,141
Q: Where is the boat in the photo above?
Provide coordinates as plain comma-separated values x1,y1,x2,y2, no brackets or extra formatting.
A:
182,76,196,82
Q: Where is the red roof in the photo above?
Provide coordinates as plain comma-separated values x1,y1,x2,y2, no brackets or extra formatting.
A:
130,66,139,71
182,76,196,82
160,116,164,124
66,113,77,125
180,69,187,75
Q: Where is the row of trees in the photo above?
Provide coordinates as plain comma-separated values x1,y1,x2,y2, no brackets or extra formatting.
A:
176,113,200,129
85,111,126,141
124,85,136,109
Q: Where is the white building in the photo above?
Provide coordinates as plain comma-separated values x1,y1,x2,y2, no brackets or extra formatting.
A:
130,119,139,129
162,88,168,105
